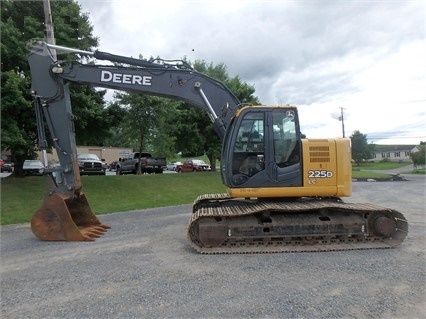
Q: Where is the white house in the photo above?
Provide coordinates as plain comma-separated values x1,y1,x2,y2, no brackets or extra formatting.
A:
371,144,419,162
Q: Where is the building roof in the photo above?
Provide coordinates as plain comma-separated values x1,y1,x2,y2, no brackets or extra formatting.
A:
374,144,417,152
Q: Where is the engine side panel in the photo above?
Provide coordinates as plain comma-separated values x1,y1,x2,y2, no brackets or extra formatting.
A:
301,138,352,197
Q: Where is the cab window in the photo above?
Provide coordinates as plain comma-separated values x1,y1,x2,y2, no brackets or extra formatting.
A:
273,110,298,167
234,113,264,152
232,112,265,177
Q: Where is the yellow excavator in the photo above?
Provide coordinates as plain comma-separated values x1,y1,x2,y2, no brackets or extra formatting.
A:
27,42,408,253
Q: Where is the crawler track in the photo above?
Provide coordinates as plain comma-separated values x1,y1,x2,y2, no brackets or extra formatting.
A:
187,194,408,254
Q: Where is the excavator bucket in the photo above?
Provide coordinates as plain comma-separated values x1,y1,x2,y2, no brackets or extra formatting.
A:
31,192,110,241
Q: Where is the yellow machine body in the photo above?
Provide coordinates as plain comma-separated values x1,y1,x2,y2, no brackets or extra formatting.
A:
228,138,352,198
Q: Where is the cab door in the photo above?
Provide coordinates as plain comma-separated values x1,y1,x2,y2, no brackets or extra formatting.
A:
221,107,302,188
266,109,302,186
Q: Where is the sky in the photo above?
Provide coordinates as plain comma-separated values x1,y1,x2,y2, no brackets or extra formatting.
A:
77,0,425,145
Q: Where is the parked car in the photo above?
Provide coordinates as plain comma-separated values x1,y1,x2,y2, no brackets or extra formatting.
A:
77,153,106,175
0,160,13,173
166,161,182,171
176,159,210,173
116,152,166,175
22,160,45,176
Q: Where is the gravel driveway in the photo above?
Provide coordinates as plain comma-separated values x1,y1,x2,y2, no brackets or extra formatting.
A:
1,175,425,319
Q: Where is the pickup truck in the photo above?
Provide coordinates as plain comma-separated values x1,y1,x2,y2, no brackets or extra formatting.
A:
116,152,166,175
77,153,106,176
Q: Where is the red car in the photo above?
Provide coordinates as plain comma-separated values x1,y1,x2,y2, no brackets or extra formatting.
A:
0,159,13,173
176,159,210,173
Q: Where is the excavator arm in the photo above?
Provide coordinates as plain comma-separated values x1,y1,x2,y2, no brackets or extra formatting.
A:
27,41,240,241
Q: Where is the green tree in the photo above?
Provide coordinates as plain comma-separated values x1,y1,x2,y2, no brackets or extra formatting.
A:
0,70,34,175
1,0,117,174
170,60,260,171
410,145,425,168
350,130,373,165
113,92,172,174
102,101,129,147
70,84,108,146
1,0,98,73
152,100,182,158
192,60,260,105
101,56,260,170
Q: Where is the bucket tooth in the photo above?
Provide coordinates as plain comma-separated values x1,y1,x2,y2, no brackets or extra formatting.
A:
31,192,110,241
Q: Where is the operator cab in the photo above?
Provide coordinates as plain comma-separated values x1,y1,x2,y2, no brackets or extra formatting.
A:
221,106,303,188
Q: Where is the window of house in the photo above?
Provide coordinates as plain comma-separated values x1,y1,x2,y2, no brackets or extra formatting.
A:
394,152,400,157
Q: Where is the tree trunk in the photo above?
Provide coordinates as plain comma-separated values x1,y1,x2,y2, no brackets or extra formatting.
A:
137,132,144,175
208,154,216,172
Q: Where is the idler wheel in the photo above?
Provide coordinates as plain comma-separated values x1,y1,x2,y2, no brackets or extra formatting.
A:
373,216,396,237
197,218,227,247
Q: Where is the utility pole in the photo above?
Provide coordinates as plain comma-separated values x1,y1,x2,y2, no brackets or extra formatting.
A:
338,107,345,138
43,0,56,59
40,0,56,167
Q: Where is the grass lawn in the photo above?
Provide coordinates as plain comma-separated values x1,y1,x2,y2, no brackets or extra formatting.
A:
1,161,422,225
351,171,390,179
401,168,425,174
0,172,226,225
352,161,423,178
351,161,411,171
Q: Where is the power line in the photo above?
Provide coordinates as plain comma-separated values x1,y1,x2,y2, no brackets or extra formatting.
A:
369,136,425,139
